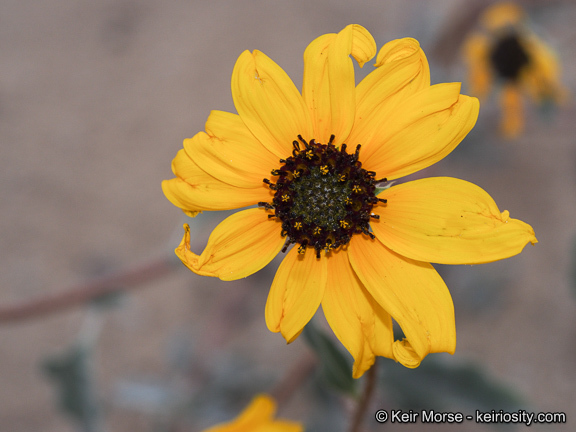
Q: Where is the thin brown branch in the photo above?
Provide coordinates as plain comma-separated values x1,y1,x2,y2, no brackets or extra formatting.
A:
349,362,378,432
0,255,177,324
270,351,318,409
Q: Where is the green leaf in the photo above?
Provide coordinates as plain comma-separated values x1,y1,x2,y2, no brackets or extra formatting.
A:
380,355,525,414
41,343,101,431
302,321,358,397
89,289,126,310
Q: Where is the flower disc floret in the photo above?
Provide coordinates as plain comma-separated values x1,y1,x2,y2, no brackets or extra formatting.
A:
259,135,386,257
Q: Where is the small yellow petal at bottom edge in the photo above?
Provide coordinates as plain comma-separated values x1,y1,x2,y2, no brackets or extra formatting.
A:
175,208,284,281
202,394,302,432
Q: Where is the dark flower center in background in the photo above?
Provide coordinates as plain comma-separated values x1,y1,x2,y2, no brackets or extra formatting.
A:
490,32,530,81
259,135,386,258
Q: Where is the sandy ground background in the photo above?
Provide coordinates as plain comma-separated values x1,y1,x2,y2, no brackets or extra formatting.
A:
1,0,576,431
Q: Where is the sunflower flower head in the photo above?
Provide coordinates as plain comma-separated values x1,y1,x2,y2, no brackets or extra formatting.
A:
163,25,537,378
202,394,302,432
463,1,568,138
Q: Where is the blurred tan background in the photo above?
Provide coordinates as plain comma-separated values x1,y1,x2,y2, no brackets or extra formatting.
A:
1,0,576,431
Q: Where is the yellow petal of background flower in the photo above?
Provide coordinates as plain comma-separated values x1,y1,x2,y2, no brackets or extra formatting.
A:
265,247,327,343
481,2,524,31
231,50,313,159
462,32,492,98
522,35,569,104
348,235,456,368
321,248,394,378
162,149,272,213
175,209,284,281
302,24,376,145
203,394,303,432
372,177,538,264
499,83,524,138
362,83,479,180
350,38,430,161
187,110,279,188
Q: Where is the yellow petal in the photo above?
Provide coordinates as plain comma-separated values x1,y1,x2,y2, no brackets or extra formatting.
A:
187,110,279,188
350,38,431,161
321,248,394,378
522,35,569,104
372,177,538,264
231,394,275,425
162,149,272,212
499,84,524,139
362,83,479,180
462,32,492,98
175,209,284,281
265,247,327,343
302,24,376,145
481,2,524,31
203,394,303,432
348,235,456,367
231,50,313,159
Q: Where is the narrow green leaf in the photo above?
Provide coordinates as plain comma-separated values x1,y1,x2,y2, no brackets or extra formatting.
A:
302,321,357,396
380,355,525,414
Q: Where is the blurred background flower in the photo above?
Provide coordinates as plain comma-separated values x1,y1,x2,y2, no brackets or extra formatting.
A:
462,1,569,138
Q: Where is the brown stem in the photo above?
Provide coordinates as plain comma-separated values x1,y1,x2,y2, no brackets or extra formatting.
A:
349,362,378,432
0,255,177,324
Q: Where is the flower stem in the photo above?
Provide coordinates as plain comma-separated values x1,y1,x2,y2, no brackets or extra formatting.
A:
349,361,378,432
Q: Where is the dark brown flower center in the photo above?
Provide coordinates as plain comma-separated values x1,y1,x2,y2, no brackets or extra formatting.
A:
259,135,386,258
490,32,530,81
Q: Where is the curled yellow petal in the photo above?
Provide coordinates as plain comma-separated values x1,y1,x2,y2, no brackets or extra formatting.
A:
372,177,537,264
351,37,430,162
175,209,284,281
348,235,456,367
302,24,376,145
265,247,327,343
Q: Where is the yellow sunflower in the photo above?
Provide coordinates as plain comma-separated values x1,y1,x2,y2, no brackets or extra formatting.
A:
202,394,302,432
163,25,537,378
463,2,567,138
